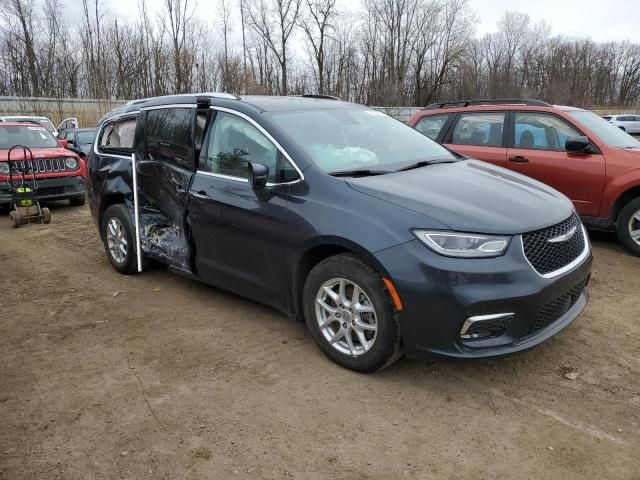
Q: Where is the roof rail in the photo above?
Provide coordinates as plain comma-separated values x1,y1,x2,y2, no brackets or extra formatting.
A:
424,98,551,109
299,94,342,100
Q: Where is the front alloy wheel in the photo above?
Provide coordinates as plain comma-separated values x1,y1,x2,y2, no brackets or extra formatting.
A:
303,254,402,372
315,278,378,356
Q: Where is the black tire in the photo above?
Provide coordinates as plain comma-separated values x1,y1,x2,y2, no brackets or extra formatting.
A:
102,204,139,274
619,126,626,131
69,195,86,207
302,254,402,373
616,197,640,256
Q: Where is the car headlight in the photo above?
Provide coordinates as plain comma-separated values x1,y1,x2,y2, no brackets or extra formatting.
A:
413,230,511,258
0,162,8,175
65,157,79,170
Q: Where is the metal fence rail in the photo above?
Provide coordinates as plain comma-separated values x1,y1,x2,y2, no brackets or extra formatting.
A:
0,96,633,127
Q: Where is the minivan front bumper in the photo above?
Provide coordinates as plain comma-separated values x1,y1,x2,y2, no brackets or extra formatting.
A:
374,234,592,360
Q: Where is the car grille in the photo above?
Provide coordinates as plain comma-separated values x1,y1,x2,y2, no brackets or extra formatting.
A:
522,213,585,275
9,158,70,174
526,278,588,337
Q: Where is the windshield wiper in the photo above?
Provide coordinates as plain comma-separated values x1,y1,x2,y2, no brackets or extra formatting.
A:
394,158,458,172
329,169,389,177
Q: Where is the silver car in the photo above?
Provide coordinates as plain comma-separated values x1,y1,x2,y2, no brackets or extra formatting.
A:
603,114,640,134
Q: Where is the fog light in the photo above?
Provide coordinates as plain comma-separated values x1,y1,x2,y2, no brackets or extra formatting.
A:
460,313,514,340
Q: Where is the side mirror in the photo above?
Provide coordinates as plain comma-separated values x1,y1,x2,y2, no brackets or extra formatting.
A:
565,136,590,153
248,162,269,189
59,139,68,148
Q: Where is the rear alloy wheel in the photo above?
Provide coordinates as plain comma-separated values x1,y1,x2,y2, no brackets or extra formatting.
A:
616,198,640,256
102,204,139,274
303,254,402,372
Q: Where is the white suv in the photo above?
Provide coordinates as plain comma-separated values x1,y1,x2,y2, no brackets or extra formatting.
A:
603,114,640,134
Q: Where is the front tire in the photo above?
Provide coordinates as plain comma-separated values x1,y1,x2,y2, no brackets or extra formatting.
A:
102,204,139,274
302,254,402,373
617,198,640,256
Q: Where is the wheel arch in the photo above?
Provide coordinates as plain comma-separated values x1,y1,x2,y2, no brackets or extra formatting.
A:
290,237,393,322
613,185,640,223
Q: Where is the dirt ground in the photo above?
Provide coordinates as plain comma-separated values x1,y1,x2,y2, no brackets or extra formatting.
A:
0,203,639,480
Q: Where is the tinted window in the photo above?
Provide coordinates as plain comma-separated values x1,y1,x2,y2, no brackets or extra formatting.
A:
451,113,505,147
0,124,59,149
269,109,455,173
514,113,581,151
414,114,450,140
201,112,281,182
99,117,137,153
146,108,194,169
618,115,634,122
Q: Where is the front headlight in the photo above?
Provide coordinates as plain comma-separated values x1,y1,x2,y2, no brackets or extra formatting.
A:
413,230,511,258
0,162,8,175
65,157,79,170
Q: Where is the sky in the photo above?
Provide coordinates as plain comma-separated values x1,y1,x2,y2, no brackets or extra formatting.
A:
70,0,640,43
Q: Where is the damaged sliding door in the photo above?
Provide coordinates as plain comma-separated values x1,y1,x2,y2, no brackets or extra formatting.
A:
134,106,197,271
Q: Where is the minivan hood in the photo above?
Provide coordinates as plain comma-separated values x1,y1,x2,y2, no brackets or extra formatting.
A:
347,160,574,235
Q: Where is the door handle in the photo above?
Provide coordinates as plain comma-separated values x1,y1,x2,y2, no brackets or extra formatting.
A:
508,156,529,163
190,190,210,200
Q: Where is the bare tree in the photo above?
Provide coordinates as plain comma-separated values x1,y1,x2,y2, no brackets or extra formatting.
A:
245,0,303,95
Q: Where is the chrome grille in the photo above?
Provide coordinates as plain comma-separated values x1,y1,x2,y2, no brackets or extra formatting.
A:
10,158,69,174
522,213,586,276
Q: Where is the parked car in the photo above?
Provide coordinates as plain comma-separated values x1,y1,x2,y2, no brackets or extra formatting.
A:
0,122,87,207
57,117,79,133
409,99,640,256
88,94,592,372
0,115,58,136
57,128,96,157
603,114,640,134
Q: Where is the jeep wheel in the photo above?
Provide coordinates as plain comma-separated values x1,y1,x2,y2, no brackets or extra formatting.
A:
102,204,139,274
616,198,640,256
302,254,402,373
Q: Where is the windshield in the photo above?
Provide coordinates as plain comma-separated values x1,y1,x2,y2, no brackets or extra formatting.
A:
0,125,60,149
569,111,640,148
269,108,456,173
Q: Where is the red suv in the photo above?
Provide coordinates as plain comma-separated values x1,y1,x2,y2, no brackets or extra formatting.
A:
408,99,640,255
0,122,87,208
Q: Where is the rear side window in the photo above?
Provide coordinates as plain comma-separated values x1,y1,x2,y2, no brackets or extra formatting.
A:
145,108,194,169
414,114,450,140
618,115,635,122
514,113,581,151
451,113,505,147
99,117,137,154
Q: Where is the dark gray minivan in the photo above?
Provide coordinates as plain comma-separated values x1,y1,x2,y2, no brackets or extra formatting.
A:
87,93,592,372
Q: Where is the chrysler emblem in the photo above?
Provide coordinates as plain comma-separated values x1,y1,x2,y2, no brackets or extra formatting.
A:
548,225,578,243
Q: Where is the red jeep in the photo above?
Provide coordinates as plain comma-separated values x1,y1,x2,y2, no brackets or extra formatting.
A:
408,99,640,255
0,122,87,208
